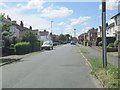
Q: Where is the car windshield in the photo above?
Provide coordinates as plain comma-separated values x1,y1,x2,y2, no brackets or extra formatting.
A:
43,41,51,45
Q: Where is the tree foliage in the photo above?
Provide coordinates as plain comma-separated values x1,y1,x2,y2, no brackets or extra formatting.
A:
22,31,37,43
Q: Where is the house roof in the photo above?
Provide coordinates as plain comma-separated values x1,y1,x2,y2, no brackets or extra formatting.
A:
111,12,120,19
39,31,49,36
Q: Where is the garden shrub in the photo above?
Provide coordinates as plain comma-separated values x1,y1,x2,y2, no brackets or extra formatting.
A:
114,39,120,47
15,42,31,55
108,43,114,48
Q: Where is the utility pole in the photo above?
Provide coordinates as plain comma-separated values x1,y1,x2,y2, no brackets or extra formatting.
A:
74,29,76,38
102,0,107,68
50,21,53,41
51,21,53,34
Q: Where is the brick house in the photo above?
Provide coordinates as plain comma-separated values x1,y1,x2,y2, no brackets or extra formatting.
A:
87,28,98,45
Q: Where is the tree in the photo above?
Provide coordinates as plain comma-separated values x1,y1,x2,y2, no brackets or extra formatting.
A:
20,21,24,27
22,31,38,51
59,34,66,43
22,31,37,43
65,34,70,42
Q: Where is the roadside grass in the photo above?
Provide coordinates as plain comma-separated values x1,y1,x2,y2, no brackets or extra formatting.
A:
88,57,120,88
0,59,2,64
76,44,90,54
80,48,90,54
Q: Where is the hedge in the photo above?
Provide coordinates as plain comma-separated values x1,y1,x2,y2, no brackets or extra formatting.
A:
15,42,31,55
114,39,120,47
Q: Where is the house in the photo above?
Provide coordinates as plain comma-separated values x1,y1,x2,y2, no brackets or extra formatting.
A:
78,33,88,45
39,30,51,42
9,21,31,40
78,33,84,43
52,34,59,42
106,19,116,37
87,28,98,46
111,12,120,40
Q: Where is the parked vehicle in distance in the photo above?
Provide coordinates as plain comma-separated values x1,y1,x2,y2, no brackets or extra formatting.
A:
41,40,53,50
70,41,76,45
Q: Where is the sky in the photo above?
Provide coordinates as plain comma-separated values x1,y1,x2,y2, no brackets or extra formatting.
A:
0,0,119,37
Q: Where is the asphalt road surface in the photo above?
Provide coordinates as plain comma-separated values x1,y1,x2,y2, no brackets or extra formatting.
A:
2,44,99,88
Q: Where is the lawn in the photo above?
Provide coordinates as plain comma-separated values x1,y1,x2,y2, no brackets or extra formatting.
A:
88,57,120,88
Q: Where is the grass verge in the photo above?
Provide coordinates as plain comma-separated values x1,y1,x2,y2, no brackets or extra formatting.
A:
80,48,90,54
88,57,120,88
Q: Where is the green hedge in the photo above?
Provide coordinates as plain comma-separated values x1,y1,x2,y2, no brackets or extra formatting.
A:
108,43,114,48
31,42,40,52
114,39,120,47
15,42,31,55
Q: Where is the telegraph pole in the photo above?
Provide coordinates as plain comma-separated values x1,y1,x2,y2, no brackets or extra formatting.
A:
102,0,107,68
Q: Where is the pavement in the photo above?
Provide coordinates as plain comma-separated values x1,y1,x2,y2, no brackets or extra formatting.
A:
2,44,100,88
78,44,118,67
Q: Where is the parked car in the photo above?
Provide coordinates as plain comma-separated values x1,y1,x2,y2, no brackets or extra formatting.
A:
41,40,53,50
70,41,76,45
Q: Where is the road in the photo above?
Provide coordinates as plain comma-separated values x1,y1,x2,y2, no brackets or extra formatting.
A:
2,44,99,88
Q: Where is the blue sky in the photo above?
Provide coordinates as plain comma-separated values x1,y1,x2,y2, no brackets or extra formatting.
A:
0,0,119,36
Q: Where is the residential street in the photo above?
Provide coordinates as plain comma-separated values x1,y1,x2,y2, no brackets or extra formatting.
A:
2,44,98,88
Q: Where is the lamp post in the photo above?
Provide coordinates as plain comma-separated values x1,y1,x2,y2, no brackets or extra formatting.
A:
102,0,107,68
51,21,53,34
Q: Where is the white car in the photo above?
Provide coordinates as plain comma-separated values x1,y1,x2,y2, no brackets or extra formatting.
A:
41,41,53,50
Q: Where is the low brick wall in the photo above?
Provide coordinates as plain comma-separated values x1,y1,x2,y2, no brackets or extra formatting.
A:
118,45,120,58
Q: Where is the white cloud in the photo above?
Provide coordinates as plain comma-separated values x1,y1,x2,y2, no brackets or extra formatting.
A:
77,26,92,36
0,2,7,8
99,0,118,10
17,0,44,10
70,16,91,26
40,5,73,18
0,7,51,31
58,22,66,26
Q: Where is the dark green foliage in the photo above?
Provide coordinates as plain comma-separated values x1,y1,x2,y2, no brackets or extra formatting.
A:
22,31,37,44
108,43,114,48
114,39,120,47
15,42,31,55
98,41,102,46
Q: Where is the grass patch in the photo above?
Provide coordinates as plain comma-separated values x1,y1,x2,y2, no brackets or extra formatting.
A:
88,57,120,88
80,48,90,54
0,59,2,64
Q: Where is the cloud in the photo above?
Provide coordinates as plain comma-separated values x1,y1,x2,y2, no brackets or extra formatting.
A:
99,0,118,10
77,26,92,36
58,22,66,26
0,7,51,31
70,16,91,26
17,0,44,10
0,2,7,8
40,5,73,18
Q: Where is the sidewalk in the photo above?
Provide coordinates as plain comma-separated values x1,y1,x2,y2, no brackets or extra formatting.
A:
78,44,118,67
0,50,44,66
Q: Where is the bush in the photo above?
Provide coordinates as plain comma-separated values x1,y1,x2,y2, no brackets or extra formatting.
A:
108,43,114,48
53,42,59,46
114,39,120,47
98,41,102,46
15,42,31,55
32,42,40,52
10,44,14,48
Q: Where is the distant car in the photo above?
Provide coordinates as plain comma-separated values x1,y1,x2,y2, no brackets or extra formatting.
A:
41,41,53,50
70,41,76,45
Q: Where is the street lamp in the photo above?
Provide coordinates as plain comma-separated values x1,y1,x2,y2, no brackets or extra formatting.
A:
51,21,53,34
102,0,107,68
